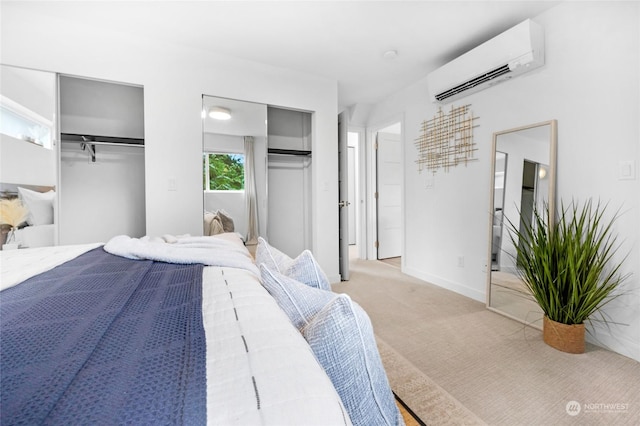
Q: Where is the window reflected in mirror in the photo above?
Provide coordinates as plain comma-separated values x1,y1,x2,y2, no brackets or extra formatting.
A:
203,153,245,191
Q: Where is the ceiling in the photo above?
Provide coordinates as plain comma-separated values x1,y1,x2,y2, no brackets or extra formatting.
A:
14,1,560,108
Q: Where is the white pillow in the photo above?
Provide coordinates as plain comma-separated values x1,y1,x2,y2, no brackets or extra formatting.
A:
18,187,55,226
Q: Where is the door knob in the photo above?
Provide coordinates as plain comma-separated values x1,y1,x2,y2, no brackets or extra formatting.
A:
338,200,350,208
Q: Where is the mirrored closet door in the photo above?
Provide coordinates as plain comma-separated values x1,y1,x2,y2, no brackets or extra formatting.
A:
202,96,268,244
202,95,313,257
0,64,58,248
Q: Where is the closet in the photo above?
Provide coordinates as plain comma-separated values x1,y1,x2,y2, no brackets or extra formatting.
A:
266,107,312,257
202,97,312,256
59,76,145,245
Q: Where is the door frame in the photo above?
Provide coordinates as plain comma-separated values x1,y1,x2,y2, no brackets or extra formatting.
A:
347,126,367,260
365,115,404,261
338,112,350,280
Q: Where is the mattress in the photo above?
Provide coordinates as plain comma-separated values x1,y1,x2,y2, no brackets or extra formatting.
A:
0,235,350,425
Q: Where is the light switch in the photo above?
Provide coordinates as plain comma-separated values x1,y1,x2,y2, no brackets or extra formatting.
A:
619,161,636,180
168,177,177,191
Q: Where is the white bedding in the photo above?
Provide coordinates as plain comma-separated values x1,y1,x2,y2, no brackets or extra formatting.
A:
0,243,102,291
104,233,259,276
13,224,56,249
0,238,350,425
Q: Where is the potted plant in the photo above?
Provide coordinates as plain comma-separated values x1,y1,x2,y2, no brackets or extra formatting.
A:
506,199,629,354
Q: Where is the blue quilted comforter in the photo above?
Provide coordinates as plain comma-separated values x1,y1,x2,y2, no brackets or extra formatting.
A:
0,248,206,425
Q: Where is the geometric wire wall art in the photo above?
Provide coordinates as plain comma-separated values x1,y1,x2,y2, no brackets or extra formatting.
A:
414,104,479,174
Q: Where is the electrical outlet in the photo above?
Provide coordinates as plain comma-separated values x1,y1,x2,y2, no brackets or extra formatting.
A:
425,177,434,189
457,256,464,268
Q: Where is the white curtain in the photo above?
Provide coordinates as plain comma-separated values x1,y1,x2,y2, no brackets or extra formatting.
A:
244,136,259,244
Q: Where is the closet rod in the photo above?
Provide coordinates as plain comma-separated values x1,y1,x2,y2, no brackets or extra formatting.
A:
62,140,145,148
60,133,144,147
267,148,312,157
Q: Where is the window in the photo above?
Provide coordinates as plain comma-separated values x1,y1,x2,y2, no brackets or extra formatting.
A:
203,153,245,191
0,96,53,149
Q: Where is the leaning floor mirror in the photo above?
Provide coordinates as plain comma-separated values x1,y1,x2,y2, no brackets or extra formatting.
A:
486,120,557,327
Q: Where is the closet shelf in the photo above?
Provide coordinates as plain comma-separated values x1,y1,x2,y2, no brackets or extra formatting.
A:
267,148,311,157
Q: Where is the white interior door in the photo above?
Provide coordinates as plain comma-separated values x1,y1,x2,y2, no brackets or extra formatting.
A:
338,112,349,280
376,131,402,259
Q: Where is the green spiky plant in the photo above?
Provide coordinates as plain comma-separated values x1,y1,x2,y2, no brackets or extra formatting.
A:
506,199,629,326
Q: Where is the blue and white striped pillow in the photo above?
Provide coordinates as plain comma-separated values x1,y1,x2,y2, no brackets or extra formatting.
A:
285,250,331,291
256,237,291,273
302,294,403,426
259,264,336,330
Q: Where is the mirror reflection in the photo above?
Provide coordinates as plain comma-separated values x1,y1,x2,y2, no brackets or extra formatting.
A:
202,96,268,244
487,120,557,326
0,65,57,249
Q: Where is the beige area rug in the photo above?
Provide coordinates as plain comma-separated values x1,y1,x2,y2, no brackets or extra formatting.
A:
377,336,486,426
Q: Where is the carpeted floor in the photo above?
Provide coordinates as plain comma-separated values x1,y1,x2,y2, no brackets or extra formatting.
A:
333,256,640,426
380,337,485,425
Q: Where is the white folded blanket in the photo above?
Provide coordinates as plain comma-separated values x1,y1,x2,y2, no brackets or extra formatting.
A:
104,234,259,276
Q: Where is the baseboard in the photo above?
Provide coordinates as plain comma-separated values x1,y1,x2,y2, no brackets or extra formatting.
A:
403,266,485,303
586,322,640,362
328,273,342,285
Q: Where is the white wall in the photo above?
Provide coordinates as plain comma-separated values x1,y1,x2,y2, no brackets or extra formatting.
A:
366,2,640,361
1,3,340,280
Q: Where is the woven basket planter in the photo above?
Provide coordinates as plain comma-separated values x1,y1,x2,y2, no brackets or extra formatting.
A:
543,316,585,354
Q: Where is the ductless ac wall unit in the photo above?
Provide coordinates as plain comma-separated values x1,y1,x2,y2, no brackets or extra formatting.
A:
427,19,544,104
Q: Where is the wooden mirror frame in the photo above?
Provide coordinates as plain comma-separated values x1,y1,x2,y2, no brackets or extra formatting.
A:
485,120,557,327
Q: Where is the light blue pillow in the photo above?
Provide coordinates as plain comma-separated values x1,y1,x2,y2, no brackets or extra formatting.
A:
285,250,331,291
255,237,292,273
302,294,403,426
259,264,336,330
256,238,331,291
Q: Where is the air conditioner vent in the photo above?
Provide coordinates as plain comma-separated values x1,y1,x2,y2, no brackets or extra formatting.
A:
435,64,511,102
427,19,544,103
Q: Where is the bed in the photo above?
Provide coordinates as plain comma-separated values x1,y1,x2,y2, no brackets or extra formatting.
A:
0,233,354,425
